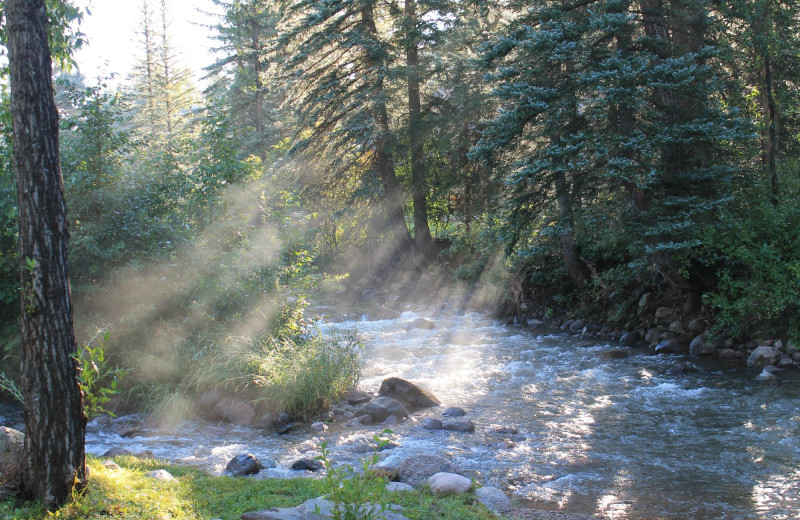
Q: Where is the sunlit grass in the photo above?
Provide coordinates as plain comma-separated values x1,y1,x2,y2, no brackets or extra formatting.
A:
0,456,501,520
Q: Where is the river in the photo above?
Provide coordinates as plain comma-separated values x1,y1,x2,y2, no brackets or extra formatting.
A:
82,307,800,520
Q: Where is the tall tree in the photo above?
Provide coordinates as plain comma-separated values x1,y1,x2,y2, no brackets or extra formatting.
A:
6,0,85,506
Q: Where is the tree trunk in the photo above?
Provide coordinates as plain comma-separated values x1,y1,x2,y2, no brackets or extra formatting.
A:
405,0,434,258
252,16,264,136
555,171,588,287
6,0,86,508
361,3,412,257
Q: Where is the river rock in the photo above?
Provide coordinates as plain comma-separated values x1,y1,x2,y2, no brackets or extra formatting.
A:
442,407,466,418
421,418,442,430
666,361,698,375
146,469,177,481
493,426,519,434
404,318,435,331
526,319,545,328
668,321,684,335
619,331,640,346
386,482,415,492
0,427,23,497
560,319,575,331
427,472,472,496
442,419,475,433
290,458,323,472
755,370,777,382
474,486,512,511
718,349,743,360
748,346,780,368
655,307,674,323
356,397,408,424
569,319,587,332
344,388,372,405
378,378,440,411
226,454,264,476
689,333,718,356
381,415,401,425
397,454,458,486
777,355,795,368
601,349,629,360
102,447,133,458
645,328,661,346
310,422,328,433
654,338,688,354
687,319,705,335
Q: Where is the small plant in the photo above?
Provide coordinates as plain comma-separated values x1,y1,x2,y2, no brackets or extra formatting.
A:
316,430,393,520
73,329,127,418
0,372,23,404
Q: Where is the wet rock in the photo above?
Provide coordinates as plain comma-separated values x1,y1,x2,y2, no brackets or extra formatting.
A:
689,333,719,357
226,454,264,476
386,482,414,492
776,355,795,369
748,346,780,368
381,415,401,426
427,472,471,496
0,427,24,496
619,331,640,347
569,319,588,332
102,447,132,458
655,307,674,323
490,440,517,450
355,395,409,425
755,370,777,382
654,338,688,354
526,319,545,328
474,486,512,511
318,411,335,422
277,422,301,435
441,407,466,418
668,321,684,335
397,454,458,486
601,349,629,360
146,469,177,481
310,422,328,433
404,318,435,331
344,388,372,405
290,458,323,472
493,426,519,435
645,328,661,346
687,319,705,335
442,419,475,433
508,434,527,443
356,414,373,425
87,415,113,430
378,378,440,412
115,424,142,438
666,361,698,375
560,319,575,331
421,418,442,430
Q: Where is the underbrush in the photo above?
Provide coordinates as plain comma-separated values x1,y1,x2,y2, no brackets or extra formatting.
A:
0,456,499,520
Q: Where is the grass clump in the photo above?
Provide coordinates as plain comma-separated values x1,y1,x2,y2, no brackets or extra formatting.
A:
0,456,500,520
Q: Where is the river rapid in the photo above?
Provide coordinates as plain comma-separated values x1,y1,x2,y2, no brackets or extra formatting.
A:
83,307,800,520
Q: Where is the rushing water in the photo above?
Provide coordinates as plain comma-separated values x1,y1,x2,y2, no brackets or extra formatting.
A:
82,307,800,520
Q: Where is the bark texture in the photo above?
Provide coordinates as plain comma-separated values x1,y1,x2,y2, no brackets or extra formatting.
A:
6,0,86,507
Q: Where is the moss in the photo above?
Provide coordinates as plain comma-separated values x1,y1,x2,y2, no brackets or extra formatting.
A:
0,456,500,520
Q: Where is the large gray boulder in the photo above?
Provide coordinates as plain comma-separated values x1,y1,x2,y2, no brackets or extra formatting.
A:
747,346,780,368
474,486,512,511
355,397,409,424
397,454,458,487
0,427,24,497
689,333,719,357
427,472,471,496
378,378,440,412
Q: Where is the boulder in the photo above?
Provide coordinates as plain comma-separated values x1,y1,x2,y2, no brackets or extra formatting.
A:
397,454,458,487
601,349,629,360
310,422,328,433
619,331,640,347
747,346,780,368
560,320,575,331
441,407,466,418
474,486,512,511
687,319,705,335
777,355,795,368
386,482,415,492
654,338,687,355
343,388,372,405
668,321,684,335
569,319,587,332
0,427,24,496
421,418,442,430
442,419,475,433
381,415,401,426
356,397,409,424
755,370,777,382
526,319,545,328
378,378,440,411
427,472,472,496
655,307,674,323
666,362,698,375
404,318,435,331
226,454,264,477
146,469,177,481
102,447,133,458
290,458,323,472
645,328,661,346
689,333,719,357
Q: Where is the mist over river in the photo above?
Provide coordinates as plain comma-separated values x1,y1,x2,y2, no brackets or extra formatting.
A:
84,307,800,520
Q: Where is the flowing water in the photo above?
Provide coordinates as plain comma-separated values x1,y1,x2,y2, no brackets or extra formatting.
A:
81,307,800,520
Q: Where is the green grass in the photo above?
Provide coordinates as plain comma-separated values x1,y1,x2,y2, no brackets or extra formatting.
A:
0,456,501,520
